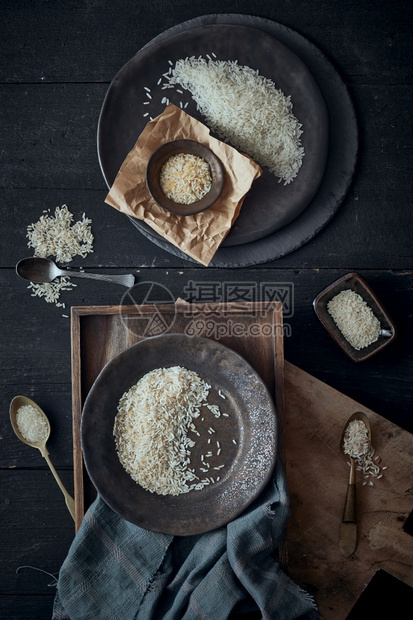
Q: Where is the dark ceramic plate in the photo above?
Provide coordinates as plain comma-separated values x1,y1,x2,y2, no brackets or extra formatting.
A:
146,139,225,216
81,334,277,535
98,24,329,246
313,272,397,362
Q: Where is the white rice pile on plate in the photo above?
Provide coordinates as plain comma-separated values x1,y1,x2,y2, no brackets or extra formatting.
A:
25,204,93,307
166,58,304,184
113,366,217,495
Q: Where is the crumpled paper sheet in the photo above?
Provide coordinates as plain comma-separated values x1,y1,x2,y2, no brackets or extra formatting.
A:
105,104,262,266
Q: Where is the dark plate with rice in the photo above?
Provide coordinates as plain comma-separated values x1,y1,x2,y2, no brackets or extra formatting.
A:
81,334,277,535
98,23,329,246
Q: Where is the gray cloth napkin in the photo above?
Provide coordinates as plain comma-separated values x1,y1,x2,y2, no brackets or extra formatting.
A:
52,461,318,620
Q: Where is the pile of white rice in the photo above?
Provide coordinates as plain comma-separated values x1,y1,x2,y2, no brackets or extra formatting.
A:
343,418,386,485
25,204,93,308
166,58,304,184
113,366,216,495
160,153,212,204
16,404,48,443
343,419,370,459
327,289,381,350
27,204,93,263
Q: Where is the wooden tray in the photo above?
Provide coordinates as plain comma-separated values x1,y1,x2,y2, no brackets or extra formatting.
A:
71,301,284,532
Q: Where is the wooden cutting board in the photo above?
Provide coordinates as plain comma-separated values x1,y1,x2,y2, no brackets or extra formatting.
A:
284,361,413,619
70,302,412,619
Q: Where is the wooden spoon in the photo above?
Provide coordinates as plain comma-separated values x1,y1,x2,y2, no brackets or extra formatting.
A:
339,411,371,557
9,395,75,522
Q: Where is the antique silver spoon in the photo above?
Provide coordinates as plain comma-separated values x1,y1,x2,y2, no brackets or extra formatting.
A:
16,257,135,288
10,395,76,522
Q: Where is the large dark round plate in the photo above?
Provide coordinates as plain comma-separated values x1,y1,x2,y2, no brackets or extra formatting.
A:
98,24,329,246
105,15,358,267
81,334,277,535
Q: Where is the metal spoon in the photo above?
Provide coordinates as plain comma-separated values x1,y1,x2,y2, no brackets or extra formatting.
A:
16,257,135,288
9,395,75,522
339,411,372,557
380,329,393,338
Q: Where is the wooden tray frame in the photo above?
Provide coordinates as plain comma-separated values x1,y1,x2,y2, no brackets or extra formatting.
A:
71,301,284,533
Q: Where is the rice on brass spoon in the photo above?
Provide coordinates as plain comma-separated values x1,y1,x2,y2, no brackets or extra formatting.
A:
16,256,135,288
9,395,75,522
339,411,372,557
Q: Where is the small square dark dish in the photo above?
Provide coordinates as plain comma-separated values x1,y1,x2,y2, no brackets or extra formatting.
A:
146,139,225,216
313,272,397,362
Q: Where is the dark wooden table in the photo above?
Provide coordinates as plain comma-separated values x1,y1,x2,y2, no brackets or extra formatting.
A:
1,2,412,619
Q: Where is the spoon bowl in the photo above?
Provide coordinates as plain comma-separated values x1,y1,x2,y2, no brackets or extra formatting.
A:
339,411,372,557
10,395,51,449
16,256,135,288
16,257,60,284
10,395,75,522
340,411,372,457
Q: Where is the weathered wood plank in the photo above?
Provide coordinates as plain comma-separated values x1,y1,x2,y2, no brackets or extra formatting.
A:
0,84,107,191
0,0,411,85
0,470,74,594
0,595,55,620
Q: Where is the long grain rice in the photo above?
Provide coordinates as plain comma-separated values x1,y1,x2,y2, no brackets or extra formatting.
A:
16,405,48,443
113,366,221,495
166,57,304,184
327,289,381,350
160,153,212,204
25,204,93,306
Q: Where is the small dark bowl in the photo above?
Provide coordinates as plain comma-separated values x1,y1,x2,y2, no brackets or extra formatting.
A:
146,139,225,216
313,272,397,362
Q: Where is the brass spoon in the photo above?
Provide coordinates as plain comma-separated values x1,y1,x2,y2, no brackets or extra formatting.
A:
339,411,371,557
9,395,75,522
16,256,135,288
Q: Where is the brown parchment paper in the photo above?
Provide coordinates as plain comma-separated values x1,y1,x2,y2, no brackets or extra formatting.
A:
105,104,262,266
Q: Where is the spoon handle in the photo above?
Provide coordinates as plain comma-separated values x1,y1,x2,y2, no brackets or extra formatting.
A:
60,269,135,288
41,450,76,522
339,459,357,557
342,460,357,522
